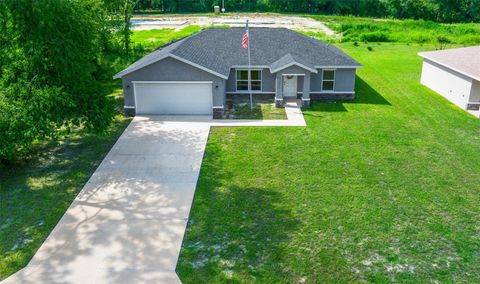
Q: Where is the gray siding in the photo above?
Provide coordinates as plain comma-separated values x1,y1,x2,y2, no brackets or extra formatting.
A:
310,71,323,92
311,68,357,93
121,57,226,107
297,76,304,93
334,69,356,92
262,70,276,92
226,68,276,93
277,65,310,75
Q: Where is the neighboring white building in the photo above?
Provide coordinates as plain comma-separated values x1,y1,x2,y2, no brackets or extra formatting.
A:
419,46,480,117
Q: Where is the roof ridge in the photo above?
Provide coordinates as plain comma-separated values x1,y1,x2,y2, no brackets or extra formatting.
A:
114,27,362,79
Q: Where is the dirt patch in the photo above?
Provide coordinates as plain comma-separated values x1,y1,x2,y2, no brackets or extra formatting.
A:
131,13,336,35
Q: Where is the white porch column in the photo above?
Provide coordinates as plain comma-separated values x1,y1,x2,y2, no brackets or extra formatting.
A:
275,73,284,107
302,72,311,107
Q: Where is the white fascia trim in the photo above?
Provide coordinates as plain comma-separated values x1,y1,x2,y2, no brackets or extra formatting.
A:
282,74,306,76
314,66,363,69
113,54,170,79
212,105,224,109
418,55,480,81
270,62,318,74
169,54,228,79
124,105,135,109
132,81,213,84
310,91,355,94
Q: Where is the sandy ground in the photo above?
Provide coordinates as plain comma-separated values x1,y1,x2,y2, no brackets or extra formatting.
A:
131,13,336,35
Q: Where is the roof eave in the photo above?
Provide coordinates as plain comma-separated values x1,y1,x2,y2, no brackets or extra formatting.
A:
419,53,480,81
112,54,228,80
270,62,318,74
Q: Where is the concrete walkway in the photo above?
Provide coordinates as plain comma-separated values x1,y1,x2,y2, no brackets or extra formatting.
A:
212,101,306,127
2,103,306,284
153,100,307,127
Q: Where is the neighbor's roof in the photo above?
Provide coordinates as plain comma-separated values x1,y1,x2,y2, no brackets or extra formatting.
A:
114,28,362,79
419,46,480,81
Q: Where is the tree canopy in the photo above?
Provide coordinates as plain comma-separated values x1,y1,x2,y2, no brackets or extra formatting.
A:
0,0,121,162
134,0,480,23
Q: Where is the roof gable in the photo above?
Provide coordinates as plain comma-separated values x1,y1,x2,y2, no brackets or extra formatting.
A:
269,53,318,73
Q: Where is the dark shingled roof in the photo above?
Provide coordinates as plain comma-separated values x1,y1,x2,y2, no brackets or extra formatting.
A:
114,28,362,79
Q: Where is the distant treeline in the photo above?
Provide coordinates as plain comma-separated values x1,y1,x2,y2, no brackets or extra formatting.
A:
134,0,480,23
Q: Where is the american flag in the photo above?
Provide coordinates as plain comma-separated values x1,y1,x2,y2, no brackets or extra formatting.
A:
242,28,249,49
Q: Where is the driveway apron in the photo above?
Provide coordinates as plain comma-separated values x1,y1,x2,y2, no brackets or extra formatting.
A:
2,116,211,284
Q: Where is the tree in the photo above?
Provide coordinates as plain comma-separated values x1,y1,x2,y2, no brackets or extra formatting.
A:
104,0,139,53
0,0,115,162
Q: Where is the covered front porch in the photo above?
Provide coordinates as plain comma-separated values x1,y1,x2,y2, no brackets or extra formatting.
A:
272,63,315,108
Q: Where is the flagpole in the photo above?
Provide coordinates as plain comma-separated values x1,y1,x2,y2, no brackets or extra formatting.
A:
247,20,253,111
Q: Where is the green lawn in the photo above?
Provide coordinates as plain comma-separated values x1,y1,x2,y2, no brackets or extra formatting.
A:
177,43,480,283
0,88,131,281
2,19,480,283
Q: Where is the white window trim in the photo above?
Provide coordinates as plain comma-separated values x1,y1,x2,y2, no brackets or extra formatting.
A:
322,69,336,92
235,69,262,92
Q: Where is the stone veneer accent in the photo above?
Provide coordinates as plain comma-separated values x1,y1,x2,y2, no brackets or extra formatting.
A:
302,98,311,108
275,98,284,108
310,93,355,101
213,107,224,119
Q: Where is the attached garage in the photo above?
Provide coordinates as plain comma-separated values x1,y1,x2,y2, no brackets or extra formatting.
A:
133,81,213,115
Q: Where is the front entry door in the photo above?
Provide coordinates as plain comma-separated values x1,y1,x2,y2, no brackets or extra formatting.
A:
283,75,298,98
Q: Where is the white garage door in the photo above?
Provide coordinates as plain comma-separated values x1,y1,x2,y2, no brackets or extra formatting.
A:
134,81,213,115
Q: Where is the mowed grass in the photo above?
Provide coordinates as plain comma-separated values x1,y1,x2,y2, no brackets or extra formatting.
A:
0,88,131,281
177,43,480,283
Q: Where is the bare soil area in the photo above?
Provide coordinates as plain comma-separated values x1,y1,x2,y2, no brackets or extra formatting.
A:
131,13,335,35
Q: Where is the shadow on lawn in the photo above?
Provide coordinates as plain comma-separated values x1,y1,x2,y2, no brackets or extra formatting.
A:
0,116,130,281
307,76,391,113
177,140,301,283
354,76,391,106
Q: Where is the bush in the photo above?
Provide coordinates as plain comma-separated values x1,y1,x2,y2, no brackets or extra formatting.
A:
360,31,391,42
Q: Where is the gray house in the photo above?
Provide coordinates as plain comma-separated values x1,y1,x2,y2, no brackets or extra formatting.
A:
114,28,362,116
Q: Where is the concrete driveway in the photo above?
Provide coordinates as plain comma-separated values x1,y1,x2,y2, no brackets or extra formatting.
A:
2,116,211,284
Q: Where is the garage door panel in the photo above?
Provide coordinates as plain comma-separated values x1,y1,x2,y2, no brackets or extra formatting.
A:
134,82,213,115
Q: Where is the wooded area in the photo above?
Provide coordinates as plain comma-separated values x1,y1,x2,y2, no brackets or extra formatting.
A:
135,0,480,23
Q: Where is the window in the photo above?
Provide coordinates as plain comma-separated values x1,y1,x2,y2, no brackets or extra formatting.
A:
322,69,335,91
236,70,261,91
